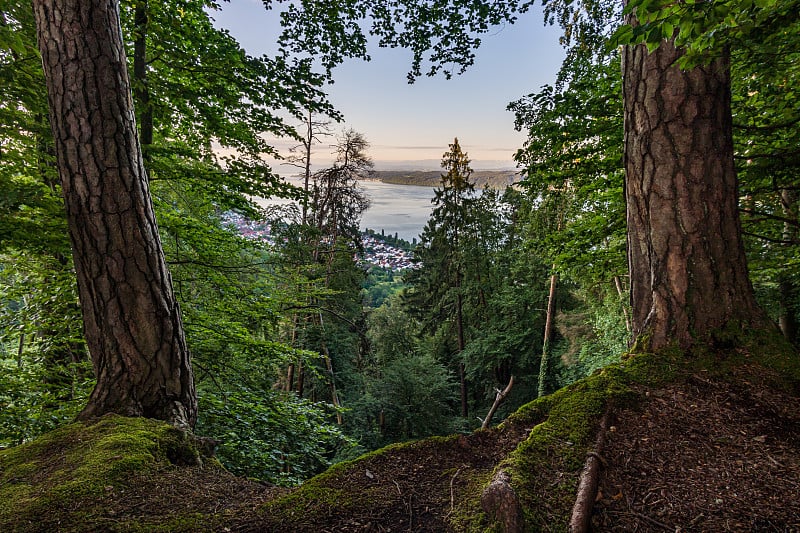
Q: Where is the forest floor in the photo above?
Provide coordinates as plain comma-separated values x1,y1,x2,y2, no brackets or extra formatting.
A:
3,352,800,532
592,363,800,531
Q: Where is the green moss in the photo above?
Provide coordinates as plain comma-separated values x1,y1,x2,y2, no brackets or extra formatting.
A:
3,461,38,479
258,439,426,524
742,328,800,382
447,470,495,532
478,336,800,532
0,414,203,533
489,354,652,531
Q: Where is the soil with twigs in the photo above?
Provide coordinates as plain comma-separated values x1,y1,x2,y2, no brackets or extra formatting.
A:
593,364,800,532
233,420,534,532
44,361,800,532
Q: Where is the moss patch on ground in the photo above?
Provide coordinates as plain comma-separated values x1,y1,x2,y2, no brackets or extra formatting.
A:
0,414,237,532
2,338,797,532
492,336,800,532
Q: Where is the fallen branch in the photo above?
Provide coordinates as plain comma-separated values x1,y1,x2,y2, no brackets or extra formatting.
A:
569,408,611,533
481,376,515,429
450,468,462,511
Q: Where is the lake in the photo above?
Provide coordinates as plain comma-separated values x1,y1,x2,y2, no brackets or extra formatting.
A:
255,177,437,242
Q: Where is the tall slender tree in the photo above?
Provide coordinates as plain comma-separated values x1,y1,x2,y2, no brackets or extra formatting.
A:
33,0,196,428
406,138,474,417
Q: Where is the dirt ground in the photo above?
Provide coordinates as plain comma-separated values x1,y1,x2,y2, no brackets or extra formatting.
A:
593,364,800,532
66,362,800,532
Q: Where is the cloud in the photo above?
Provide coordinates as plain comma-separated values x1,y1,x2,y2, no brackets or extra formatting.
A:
372,145,447,151
374,143,517,153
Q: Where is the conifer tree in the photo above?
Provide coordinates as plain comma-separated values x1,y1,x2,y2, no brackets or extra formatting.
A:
406,138,474,417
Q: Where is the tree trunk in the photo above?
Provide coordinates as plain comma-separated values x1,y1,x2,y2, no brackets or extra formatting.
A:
33,0,196,429
455,273,468,418
612,275,631,333
538,270,557,398
778,189,798,345
778,277,797,345
297,360,305,397
302,109,312,225
132,0,153,152
622,39,767,350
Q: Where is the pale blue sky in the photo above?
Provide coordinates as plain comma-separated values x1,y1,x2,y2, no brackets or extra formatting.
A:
209,1,566,170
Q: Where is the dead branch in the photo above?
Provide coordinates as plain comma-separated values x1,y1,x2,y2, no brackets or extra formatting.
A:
449,468,462,511
481,376,515,429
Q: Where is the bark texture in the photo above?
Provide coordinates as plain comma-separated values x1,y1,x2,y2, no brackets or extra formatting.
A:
481,469,524,533
33,0,196,428
623,40,766,350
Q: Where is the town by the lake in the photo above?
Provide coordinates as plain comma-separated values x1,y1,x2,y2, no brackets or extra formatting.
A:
222,211,415,271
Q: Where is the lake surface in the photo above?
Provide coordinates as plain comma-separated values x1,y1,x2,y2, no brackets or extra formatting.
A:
255,177,437,242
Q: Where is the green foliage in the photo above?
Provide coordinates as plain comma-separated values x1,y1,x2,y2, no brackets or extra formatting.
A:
729,17,800,336
371,353,457,440
510,50,625,284
0,254,92,446
274,0,532,81
197,386,352,486
551,286,630,389
508,47,631,395
362,267,407,308
0,1,68,258
346,297,457,445
614,0,800,66
403,143,554,422
0,357,93,447
120,0,335,212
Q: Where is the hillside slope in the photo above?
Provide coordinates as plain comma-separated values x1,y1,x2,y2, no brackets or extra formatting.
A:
371,170,520,189
2,343,799,532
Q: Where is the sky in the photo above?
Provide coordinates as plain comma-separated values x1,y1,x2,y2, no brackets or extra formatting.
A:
209,1,566,170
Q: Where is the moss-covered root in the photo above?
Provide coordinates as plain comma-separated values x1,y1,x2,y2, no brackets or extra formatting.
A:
482,338,800,532
482,358,643,532
0,414,206,533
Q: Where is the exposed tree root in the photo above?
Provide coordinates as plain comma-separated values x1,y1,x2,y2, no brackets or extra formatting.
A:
569,408,611,532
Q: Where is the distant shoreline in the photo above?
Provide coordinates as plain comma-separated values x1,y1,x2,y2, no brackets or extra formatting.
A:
366,170,521,189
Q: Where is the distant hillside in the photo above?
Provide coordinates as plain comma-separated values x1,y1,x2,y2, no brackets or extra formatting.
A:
371,170,521,189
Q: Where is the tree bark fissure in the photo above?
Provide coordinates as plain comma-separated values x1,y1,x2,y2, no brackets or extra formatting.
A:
623,39,766,350
33,0,196,428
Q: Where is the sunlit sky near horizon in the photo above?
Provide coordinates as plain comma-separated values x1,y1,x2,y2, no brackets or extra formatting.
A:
209,1,566,170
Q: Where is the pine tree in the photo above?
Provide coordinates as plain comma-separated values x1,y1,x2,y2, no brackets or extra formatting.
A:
405,138,474,417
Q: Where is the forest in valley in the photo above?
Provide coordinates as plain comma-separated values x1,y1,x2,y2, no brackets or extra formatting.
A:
2,0,800,530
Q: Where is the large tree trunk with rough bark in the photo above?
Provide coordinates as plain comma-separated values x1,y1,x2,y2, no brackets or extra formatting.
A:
622,39,768,350
33,0,196,429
